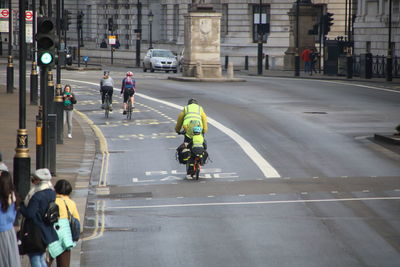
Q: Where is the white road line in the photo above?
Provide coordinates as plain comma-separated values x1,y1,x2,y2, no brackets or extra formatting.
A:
62,78,280,179
108,197,400,210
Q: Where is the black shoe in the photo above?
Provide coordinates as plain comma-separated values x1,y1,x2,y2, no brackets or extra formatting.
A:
123,110,127,115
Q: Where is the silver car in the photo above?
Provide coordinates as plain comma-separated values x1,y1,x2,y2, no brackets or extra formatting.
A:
143,49,178,73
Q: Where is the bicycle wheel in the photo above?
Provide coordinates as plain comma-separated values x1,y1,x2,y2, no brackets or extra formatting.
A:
104,95,110,118
194,161,200,180
127,99,132,120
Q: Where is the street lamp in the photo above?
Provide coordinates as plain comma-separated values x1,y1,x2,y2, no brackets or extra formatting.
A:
148,10,154,49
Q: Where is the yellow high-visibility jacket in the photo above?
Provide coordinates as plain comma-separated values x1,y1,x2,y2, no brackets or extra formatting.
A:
175,103,208,138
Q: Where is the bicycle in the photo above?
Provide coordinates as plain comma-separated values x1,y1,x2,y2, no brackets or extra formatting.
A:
177,131,202,180
126,97,133,120
104,94,111,118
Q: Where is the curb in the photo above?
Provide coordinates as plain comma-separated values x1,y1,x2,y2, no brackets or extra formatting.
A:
374,134,400,145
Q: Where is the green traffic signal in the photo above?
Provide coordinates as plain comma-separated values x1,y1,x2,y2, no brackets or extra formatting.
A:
37,17,56,67
39,52,53,65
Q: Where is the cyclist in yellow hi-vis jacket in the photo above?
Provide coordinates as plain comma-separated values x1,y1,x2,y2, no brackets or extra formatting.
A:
175,99,208,142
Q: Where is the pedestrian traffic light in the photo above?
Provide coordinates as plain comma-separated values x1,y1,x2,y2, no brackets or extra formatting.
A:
64,10,72,31
308,23,319,35
36,17,56,67
108,18,113,32
77,11,84,30
323,12,334,35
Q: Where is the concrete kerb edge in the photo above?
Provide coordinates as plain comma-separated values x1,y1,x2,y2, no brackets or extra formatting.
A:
168,76,246,82
69,109,98,267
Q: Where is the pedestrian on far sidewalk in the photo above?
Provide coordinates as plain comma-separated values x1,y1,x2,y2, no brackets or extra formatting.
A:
0,171,21,267
310,48,318,75
48,179,80,267
63,85,77,139
301,48,312,75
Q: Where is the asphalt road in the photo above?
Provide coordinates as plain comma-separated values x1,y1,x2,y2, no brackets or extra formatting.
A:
62,70,400,267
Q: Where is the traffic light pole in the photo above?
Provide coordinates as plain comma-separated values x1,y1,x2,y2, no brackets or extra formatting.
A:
14,0,31,200
55,0,63,144
386,0,393,82
7,0,14,94
31,0,39,105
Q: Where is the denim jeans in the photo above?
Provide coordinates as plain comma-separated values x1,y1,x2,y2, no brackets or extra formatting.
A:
28,252,47,267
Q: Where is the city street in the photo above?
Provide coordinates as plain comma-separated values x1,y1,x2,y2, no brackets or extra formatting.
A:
60,69,400,266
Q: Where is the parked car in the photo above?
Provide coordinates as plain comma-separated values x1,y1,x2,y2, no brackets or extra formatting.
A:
143,49,178,73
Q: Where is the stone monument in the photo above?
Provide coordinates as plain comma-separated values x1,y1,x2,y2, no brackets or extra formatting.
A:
182,0,222,78
284,1,319,70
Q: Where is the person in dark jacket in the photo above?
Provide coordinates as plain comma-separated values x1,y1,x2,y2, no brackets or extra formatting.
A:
20,168,58,267
63,84,77,139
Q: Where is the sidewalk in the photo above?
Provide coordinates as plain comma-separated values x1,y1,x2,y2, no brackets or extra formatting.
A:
0,84,96,266
240,67,400,89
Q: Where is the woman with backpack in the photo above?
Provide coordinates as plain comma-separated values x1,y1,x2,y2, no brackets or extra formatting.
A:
63,85,77,139
121,71,136,115
20,168,58,267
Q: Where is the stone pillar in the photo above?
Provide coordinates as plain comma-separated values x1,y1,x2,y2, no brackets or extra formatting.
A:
284,3,319,70
183,11,222,78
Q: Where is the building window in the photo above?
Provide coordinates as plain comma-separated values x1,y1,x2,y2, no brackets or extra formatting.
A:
221,4,228,39
160,4,167,41
252,4,270,43
366,41,371,53
173,4,179,41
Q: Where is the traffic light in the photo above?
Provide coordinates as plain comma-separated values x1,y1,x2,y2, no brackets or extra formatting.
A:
108,18,113,32
77,11,84,30
64,10,72,31
308,23,319,35
322,12,334,36
36,17,56,67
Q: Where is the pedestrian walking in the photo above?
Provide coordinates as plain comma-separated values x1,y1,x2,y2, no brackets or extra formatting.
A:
309,48,318,75
63,85,77,139
48,179,80,267
20,168,58,267
0,171,21,267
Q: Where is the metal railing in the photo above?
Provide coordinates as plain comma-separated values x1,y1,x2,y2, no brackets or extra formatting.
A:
353,54,399,78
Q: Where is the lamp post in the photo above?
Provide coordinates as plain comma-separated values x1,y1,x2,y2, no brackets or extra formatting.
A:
14,0,31,200
294,0,300,76
386,0,392,81
135,1,142,67
148,10,154,49
257,0,263,75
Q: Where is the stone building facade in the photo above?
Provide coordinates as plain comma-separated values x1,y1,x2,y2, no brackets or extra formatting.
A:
353,0,400,57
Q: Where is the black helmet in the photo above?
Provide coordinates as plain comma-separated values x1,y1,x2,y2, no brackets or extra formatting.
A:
103,70,110,76
188,98,197,105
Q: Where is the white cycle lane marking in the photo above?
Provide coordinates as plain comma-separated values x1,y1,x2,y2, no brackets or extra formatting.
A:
64,78,280,178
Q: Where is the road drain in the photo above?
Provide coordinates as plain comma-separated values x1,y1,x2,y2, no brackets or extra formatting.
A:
303,111,328,114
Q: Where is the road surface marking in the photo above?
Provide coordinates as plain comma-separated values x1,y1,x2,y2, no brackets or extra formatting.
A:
65,78,281,178
253,77,400,94
75,110,109,186
108,197,400,210
83,200,105,241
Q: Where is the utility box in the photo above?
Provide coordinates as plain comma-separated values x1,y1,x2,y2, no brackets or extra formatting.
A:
360,53,372,79
324,40,339,75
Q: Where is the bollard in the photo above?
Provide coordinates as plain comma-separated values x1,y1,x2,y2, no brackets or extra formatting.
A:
227,62,234,79
195,61,203,78
225,55,229,70
265,55,269,70
7,56,14,94
36,107,44,169
245,56,249,70
48,114,57,175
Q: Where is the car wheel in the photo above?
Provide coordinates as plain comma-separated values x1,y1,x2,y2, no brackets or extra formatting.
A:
165,71,169,73
173,70,177,73
150,64,155,73
143,64,147,72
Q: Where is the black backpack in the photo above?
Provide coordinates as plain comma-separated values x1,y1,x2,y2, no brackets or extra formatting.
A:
43,202,59,224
